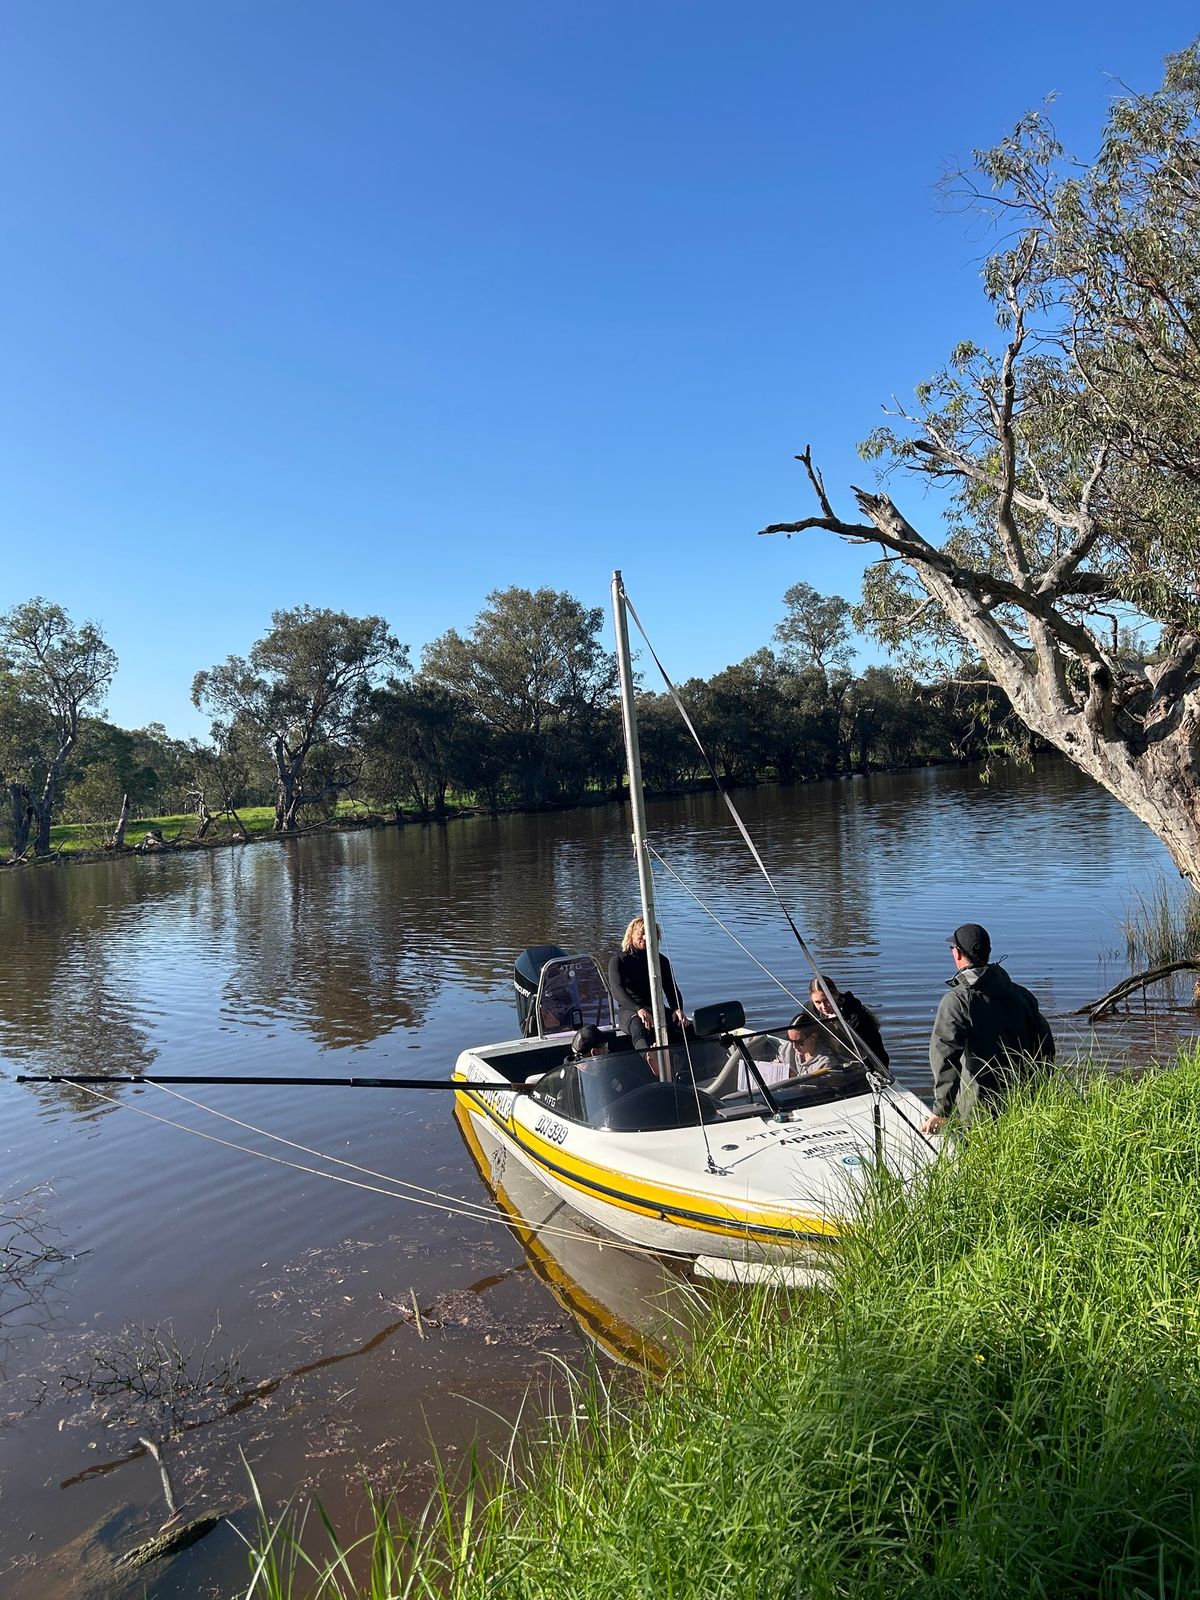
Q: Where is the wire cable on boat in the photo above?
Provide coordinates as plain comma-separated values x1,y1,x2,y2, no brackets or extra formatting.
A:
651,926,723,1174
622,589,906,1088
646,860,937,1153
649,847,807,1012
622,591,829,978
64,1081,696,1265
620,588,938,1153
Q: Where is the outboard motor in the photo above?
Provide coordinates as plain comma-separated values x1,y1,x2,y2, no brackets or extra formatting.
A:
514,945,569,1036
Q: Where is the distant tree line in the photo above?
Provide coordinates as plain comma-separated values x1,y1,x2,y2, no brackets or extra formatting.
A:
0,584,1013,860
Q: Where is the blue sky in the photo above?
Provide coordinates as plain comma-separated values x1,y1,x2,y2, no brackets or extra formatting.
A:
3,3,1196,739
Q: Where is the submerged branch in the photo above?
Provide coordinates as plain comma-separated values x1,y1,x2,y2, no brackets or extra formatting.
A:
1077,959,1200,1018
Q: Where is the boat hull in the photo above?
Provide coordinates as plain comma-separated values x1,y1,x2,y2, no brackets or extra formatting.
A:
453,1039,933,1270
455,1102,698,1370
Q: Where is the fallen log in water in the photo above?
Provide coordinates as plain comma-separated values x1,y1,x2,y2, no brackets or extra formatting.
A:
1077,959,1200,1018
115,1509,229,1569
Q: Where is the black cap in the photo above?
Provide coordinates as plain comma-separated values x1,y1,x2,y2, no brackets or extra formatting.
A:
571,1025,608,1056
949,923,991,964
789,1007,821,1030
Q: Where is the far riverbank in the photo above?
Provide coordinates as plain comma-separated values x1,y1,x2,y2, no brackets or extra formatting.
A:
7,756,995,870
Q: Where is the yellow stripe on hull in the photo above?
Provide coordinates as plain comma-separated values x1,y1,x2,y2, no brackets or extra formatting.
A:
456,1080,839,1248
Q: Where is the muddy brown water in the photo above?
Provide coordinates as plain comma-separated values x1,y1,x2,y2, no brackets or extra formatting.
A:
1,758,1195,1598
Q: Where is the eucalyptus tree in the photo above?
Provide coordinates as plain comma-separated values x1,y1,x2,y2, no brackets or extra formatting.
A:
420,587,616,805
0,598,117,858
192,607,407,832
774,582,856,678
764,43,1200,888
362,681,476,820
631,691,696,791
680,652,787,785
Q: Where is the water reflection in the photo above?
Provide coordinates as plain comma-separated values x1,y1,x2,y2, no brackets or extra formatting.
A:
0,864,167,1081
215,842,422,1048
0,1184,73,1384
454,1102,697,1375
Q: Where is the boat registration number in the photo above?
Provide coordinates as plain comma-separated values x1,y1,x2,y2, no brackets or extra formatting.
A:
534,1113,568,1146
463,1065,516,1121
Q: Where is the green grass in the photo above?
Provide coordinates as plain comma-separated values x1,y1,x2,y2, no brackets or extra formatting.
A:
242,1050,1200,1599
1121,875,1200,966
47,801,377,854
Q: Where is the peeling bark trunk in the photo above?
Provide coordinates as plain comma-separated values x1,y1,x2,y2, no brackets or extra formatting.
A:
272,738,307,832
109,792,130,850
32,800,52,857
32,730,77,857
849,494,1200,892
8,782,33,860
1015,693,1200,892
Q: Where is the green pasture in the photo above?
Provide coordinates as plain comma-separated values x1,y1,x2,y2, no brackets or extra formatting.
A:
47,801,378,854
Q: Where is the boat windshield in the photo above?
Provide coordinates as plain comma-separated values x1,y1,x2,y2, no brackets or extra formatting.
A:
534,956,615,1038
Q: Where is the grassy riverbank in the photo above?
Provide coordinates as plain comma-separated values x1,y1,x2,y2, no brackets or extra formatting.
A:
46,803,360,854
244,1049,1200,1599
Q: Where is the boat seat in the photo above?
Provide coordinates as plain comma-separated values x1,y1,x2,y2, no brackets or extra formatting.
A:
698,1034,782,1101
698,1045,747,1100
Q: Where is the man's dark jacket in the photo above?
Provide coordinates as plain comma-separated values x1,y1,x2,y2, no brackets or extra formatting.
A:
930,962,1055,1123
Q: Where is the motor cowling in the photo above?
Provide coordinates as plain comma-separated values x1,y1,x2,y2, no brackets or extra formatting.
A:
513,945,569,1036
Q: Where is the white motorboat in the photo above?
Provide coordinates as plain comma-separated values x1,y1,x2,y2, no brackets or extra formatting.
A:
453,950,934,1284
453,572,936,1286
17,573,937,1291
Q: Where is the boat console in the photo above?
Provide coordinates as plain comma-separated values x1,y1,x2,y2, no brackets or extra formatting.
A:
531,1053,721,1130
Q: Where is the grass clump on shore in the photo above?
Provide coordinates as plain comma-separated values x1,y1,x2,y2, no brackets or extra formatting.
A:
245,1050,1200,1600
1121,875,1200,967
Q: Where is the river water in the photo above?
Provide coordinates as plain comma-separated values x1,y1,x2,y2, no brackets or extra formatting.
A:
0,757,1193,1598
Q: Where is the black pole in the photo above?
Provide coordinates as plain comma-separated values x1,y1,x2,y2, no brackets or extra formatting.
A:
727,1038,783,1117
15,1073,537,1092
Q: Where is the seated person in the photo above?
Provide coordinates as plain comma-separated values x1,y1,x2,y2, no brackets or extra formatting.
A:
608,916,688,1054
808,974,889,1067
734,1008,845,1093
570,1023,611,1061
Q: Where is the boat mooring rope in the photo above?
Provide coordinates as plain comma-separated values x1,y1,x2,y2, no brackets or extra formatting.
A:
63,1080,738,1264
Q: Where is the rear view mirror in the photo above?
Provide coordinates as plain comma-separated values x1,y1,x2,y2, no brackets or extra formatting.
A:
691,1000,746,1039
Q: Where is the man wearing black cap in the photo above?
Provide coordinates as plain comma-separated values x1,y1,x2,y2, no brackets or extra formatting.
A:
921,923,1055,1134
571,1025,610,1060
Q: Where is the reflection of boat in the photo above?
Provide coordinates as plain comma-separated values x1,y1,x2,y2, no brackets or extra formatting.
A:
454,1100,694,1374
453,574,936,1287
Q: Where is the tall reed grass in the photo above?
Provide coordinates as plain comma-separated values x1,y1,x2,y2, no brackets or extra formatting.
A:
1121,877,1200,967
244,1049,1200,1599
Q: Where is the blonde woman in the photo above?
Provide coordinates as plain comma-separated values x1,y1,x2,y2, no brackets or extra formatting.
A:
607,916,687,1053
